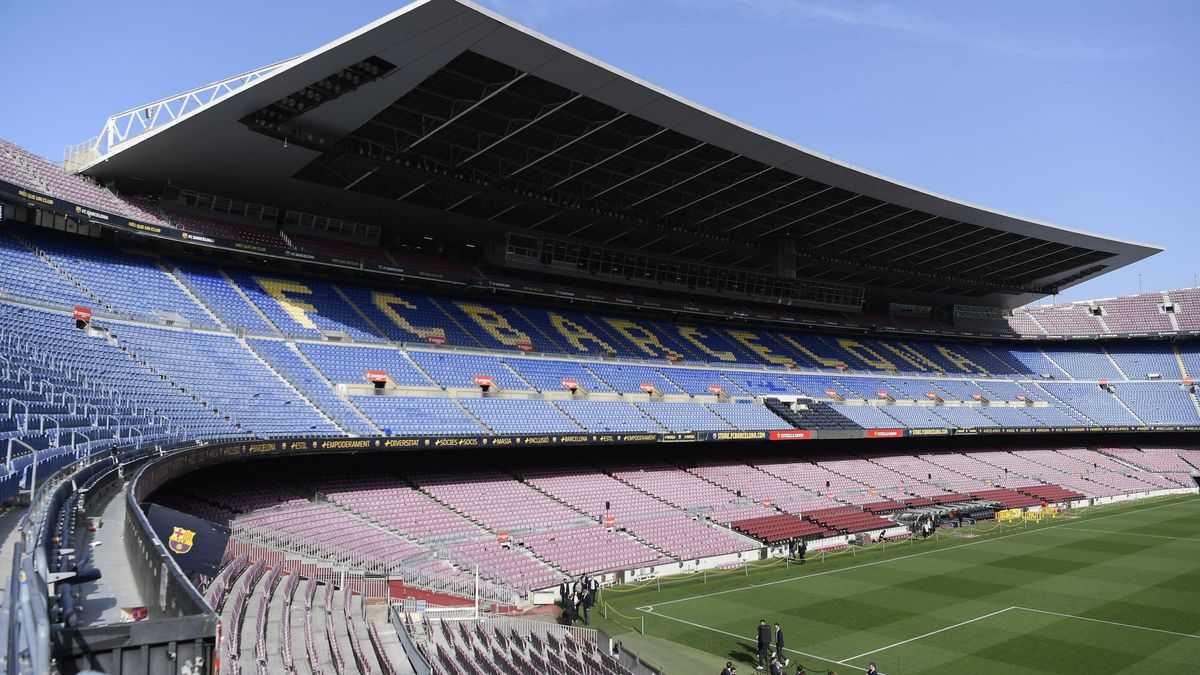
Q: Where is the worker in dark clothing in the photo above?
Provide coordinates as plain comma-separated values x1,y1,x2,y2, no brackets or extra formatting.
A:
774,623,788,666
865,664,879,675
769,656,783,675
721,661,737,675
756,619,771,670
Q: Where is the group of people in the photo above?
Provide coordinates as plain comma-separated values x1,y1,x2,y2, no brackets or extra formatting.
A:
715,621,879,675
755,620,790,673
557,575,599,625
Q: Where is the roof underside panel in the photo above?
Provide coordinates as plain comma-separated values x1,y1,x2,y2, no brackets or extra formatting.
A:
83,0,1159,309
280,50,1113,298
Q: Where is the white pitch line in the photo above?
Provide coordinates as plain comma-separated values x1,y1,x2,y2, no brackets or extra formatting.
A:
644,607,858,669
842,607,1019,661
1014,606,1200,640
1055,526,1200,542
643,498,1195,609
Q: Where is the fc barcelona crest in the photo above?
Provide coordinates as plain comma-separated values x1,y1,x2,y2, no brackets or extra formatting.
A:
169,526,195,554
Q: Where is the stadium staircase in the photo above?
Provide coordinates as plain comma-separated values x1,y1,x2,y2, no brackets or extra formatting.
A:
981,346,1031,375
1037,350,1076,380
1172,343,1190,379
426,296,487,348
450,398,492,432
1107,387,1148,426
159,261,227,329
332,284,390,338
511,305,570,348
218,268,284,335
12,232,111,312
237,335,348,432
1100,345,1132,380
286,341,383,434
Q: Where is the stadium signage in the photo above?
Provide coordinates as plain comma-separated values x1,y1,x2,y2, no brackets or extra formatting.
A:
516,341,534,352
133,421,1200,505
72,306,92,321
74,205,111,222
710,431,769,441
364,370,388,383
561,378,579,390
427,335,447,345
17,188,55,206
768,430,811,441
661,433,700,442
639,382,656,393
180,232,215,244
603,515,616,528
908,428,950,436
707,385,723,395
472,375,494,387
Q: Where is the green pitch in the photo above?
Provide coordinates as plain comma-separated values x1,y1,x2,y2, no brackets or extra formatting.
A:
594,495,1200,674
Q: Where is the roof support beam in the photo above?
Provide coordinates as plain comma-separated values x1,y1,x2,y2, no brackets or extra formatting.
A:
405,73,528,152
839,213,934,253
1016,250,1100,279
884,222,971,261
457,93,582,166
586,141,706,201
529,210,561,229
397,182,428,201
801,201,889,239
444,191,481,212
490,203,521,220
758,194,863,237
723,184,834,232
660,166,775,217
551,128,669,188
917,231,1015,267
692,177,809,227
625,153,740,209
956,238,1048,273
508,113,627,177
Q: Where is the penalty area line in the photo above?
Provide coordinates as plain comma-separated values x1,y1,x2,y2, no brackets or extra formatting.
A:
641,606,860,670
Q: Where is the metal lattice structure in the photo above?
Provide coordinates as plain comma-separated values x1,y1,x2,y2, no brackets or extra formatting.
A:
63,56,302,172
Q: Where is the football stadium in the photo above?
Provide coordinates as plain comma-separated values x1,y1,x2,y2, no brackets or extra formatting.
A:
1,1,1198,673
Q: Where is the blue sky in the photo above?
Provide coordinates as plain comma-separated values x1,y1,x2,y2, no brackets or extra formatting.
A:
1,0,1195,305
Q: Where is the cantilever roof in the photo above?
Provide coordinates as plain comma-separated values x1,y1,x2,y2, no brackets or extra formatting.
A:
79,0,1160,308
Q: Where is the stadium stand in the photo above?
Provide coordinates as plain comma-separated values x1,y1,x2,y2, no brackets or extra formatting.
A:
2,2,1198,670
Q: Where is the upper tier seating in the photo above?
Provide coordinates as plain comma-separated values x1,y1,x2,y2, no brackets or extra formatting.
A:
295,342,432,387
459,398,583,434
20,228,218,328
351,397,485,436
248,340,377,435
0,229,93,308
106,323,339,436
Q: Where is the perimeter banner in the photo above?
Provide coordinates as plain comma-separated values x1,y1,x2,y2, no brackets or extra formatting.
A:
144,503,231,577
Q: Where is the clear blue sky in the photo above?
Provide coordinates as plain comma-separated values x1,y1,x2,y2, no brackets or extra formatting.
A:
1,0,1195,305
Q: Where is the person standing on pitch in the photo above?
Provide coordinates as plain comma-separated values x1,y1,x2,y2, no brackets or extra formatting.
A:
774,622,788,667
756,619,771,670
583,574,599,624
